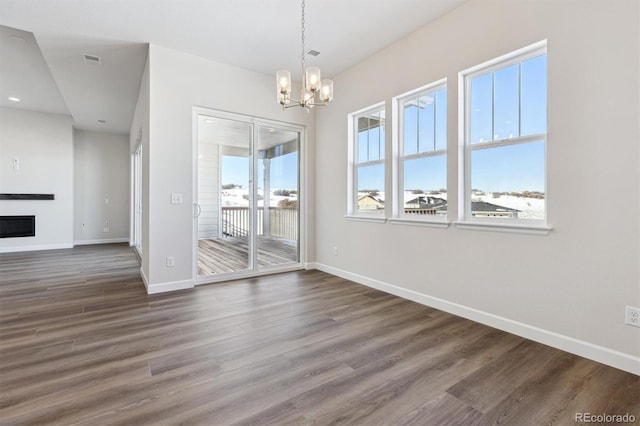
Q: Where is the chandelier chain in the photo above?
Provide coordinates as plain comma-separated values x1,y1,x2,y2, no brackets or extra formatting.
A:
301,0,306,68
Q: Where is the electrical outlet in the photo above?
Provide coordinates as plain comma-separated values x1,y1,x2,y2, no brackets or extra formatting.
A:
82,223,86,233
103,220,109,233
166,256,175,267
332,246,339,256
625,306,640,327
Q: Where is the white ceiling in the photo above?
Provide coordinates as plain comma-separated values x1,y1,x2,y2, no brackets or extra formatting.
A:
0,0,467,135
0,26,69,116
198,114,299,151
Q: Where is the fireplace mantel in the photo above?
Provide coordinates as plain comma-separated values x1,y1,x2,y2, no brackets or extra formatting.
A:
0,194,55,200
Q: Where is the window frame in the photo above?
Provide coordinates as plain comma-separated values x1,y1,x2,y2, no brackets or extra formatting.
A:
392,79,448,226
347,102,387,221
458,40,549,232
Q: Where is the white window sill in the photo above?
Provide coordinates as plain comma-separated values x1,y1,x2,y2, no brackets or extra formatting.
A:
345,214,387,223
389,217,450,229
454,221,551,236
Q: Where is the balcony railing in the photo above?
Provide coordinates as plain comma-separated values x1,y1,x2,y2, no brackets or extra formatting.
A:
221,207,298,240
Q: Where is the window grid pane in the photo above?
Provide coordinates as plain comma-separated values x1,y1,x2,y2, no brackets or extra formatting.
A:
357,127,368,163
377,110,385,160
521,55,547,136
418,95,435,153
435,89,447,151
470,73,493,144
403,103,418,155
493,63,519,140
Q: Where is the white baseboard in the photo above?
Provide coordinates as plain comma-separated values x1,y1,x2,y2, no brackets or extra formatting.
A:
144,273,194,295
308,262,640,376
74,238,129,246
0,243,74,253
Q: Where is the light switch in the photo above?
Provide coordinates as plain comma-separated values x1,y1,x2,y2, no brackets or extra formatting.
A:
12,157,19,171
170,193,183,204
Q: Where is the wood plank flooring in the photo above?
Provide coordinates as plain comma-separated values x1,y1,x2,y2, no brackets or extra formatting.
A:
1,244,638,425
198,237,297,275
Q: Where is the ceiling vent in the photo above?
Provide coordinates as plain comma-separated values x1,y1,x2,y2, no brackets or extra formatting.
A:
82,53,101,65
306,50,320,57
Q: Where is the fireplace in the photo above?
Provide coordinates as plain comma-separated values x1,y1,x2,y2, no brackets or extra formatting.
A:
0,216,36,238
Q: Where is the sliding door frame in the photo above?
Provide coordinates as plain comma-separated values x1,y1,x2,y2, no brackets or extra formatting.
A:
130,141,143,257
192,106,307,285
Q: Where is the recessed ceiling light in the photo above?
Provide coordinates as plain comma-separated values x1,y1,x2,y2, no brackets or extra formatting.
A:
98,119,107,123
8,97,21,102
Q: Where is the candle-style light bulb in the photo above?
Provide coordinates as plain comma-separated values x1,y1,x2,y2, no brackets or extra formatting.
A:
305,66,321,92
320,79,334,102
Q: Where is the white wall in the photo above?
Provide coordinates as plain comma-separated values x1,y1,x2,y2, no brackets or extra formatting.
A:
73,129,130,244
314,0,639,373
144,44,315,292
0,108,74,252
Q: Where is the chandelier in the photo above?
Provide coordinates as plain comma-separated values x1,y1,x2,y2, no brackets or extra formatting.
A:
276,0,333,111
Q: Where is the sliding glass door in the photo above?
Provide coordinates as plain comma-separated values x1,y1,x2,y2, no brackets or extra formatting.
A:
256,126,300,268
194,111,302,281
197,116,253,275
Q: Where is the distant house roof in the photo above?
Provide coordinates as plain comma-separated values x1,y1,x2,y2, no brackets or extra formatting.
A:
471,201,520,213
406,196,446,206
403,198,520,214
358,195,384,204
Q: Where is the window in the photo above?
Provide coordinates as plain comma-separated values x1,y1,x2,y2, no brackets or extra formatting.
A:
394,80,447,221
460,41,547,226
348,103,386,217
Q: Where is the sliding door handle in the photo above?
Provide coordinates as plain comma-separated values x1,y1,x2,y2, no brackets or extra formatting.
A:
194,203,202,218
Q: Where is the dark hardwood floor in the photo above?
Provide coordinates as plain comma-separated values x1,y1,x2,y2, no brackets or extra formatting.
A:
0,244,638,425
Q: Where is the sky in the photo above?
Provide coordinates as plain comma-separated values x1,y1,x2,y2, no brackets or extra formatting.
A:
358,54,547,193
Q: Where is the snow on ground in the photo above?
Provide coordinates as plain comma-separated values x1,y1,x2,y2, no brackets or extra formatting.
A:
221,188,297,207
399,191,543,219
220,188,248,207
474,193,545,219
225,188,543,220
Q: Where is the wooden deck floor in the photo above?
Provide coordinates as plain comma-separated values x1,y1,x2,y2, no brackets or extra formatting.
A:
198,236,298,275
0,244,638,425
